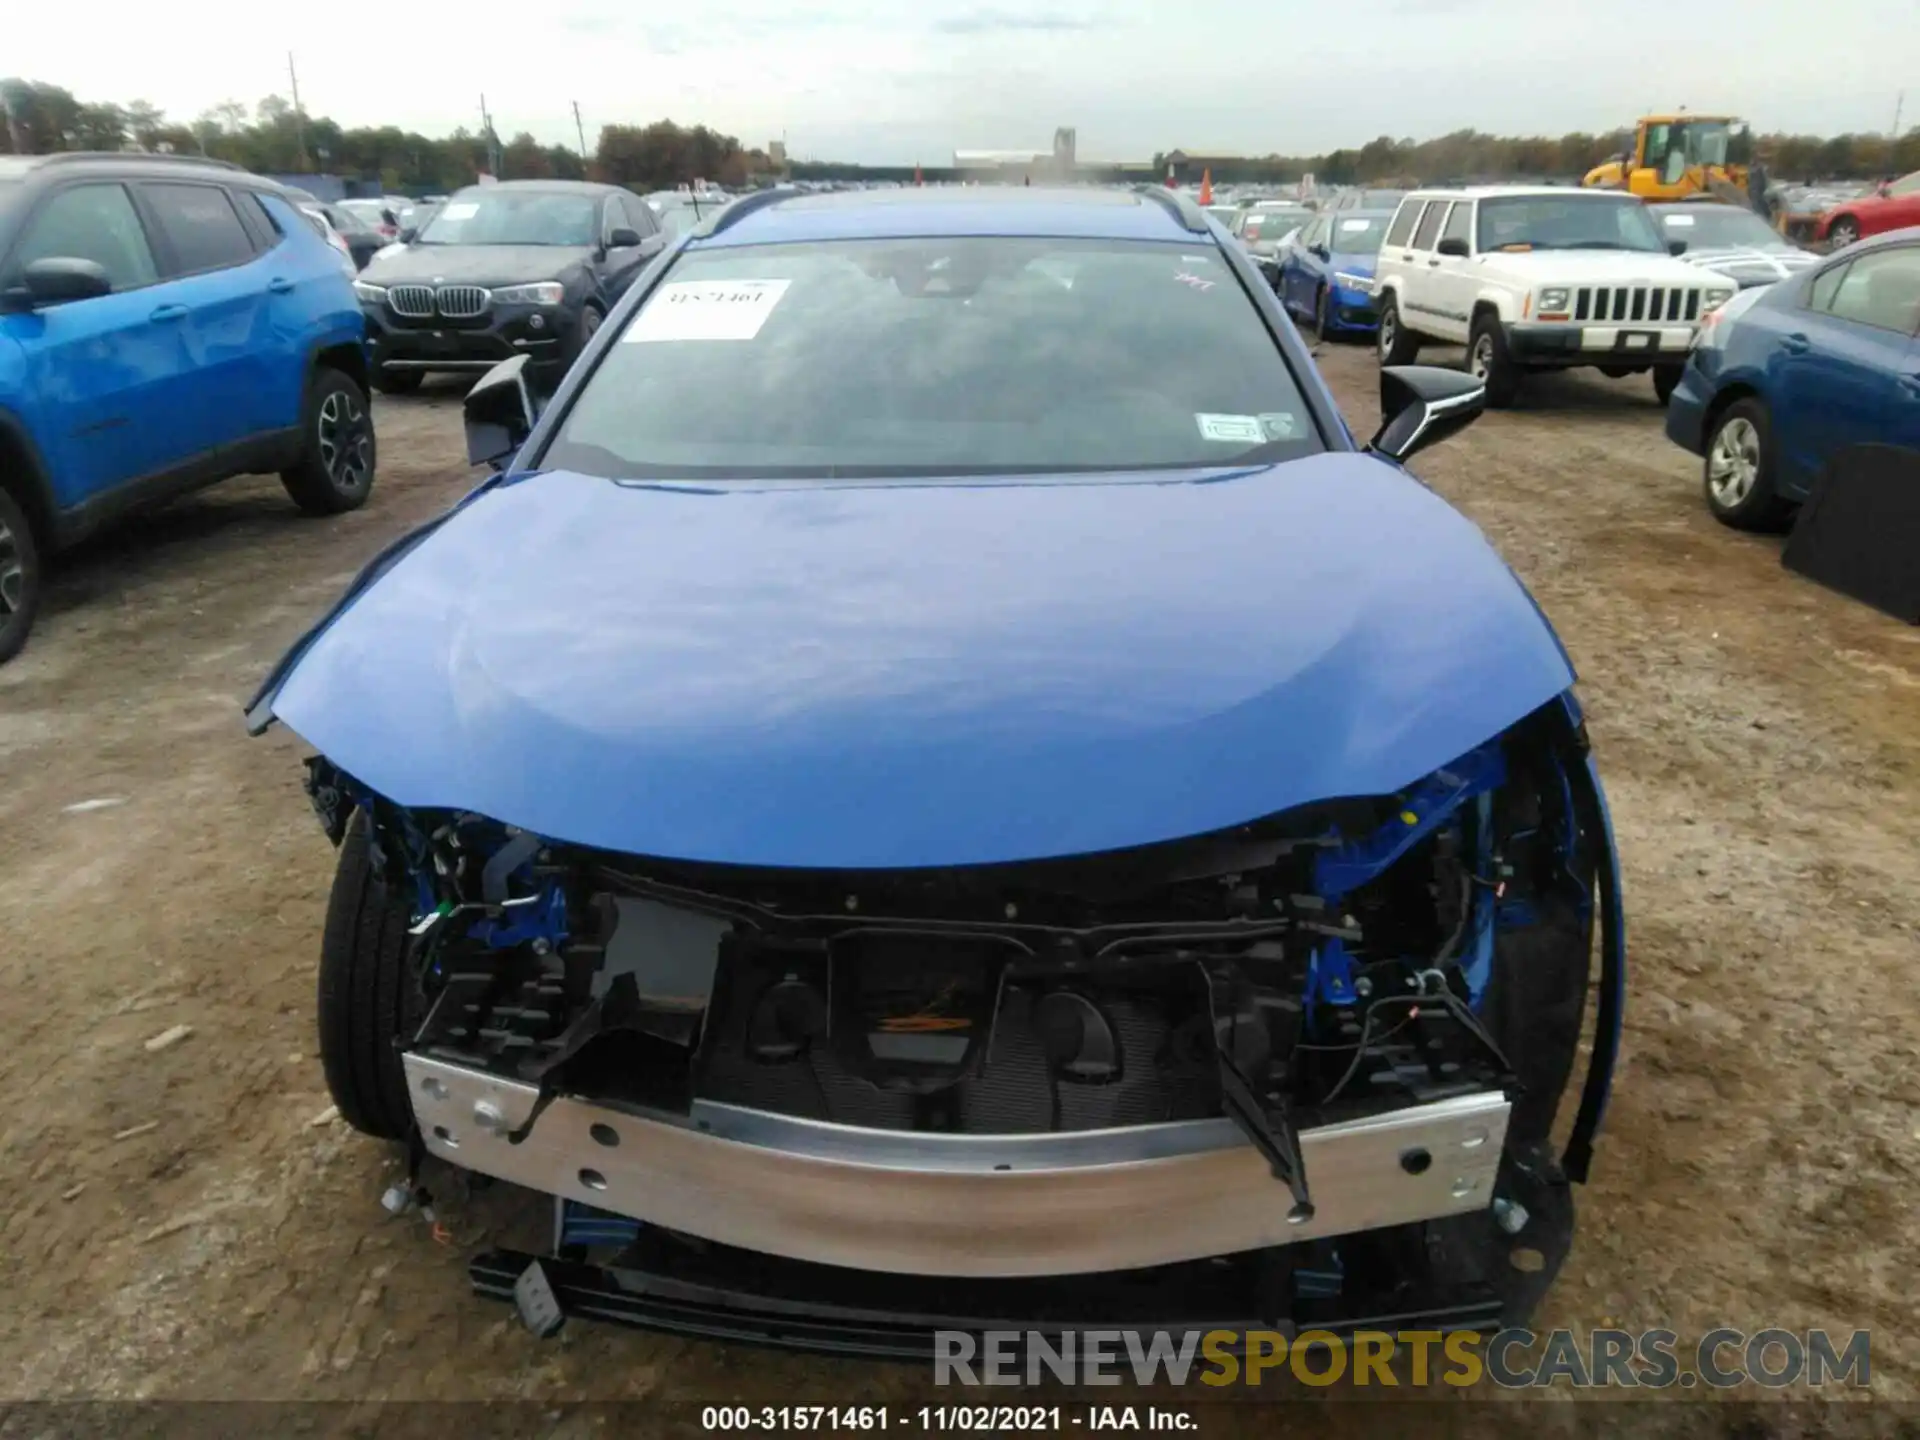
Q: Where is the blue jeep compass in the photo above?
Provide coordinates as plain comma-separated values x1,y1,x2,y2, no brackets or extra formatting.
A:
0,152,375,662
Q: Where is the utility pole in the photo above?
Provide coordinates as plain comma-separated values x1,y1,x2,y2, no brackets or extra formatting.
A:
572,101,588,165
479,93,501,177
1893,90,1905,140
287,52,310,171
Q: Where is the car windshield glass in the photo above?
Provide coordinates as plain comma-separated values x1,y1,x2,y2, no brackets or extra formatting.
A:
1245,211,1307,236
417,192,598,246
1659,207,1786,249
543,237,1323,480
1328,216,1388,253
327,206,374,234
339,200,387,223
1359,191,1406,208
1476,196,1664,252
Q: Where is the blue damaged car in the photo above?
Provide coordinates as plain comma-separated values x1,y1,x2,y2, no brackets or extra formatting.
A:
248,186,1625,1352
1276,208,1395,341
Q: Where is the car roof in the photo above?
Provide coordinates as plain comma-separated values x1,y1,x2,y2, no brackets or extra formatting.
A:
448,179,618,197
0,151,259,186
692,186,1211,249
1403,185,1629,202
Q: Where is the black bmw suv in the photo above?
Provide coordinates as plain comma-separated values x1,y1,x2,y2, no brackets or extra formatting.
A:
352,179,667,393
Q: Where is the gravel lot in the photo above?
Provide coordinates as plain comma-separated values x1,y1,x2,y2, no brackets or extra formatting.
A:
3,344,1915,1426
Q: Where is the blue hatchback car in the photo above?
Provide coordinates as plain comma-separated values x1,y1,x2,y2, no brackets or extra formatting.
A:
251,186,1624,1348
1666,225,1920,528
0,152,373,662
1276,208,1394,339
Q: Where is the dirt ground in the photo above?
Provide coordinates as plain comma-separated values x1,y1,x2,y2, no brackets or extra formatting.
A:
3,344,1916,1426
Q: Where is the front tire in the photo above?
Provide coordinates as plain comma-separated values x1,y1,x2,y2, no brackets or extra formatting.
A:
1827,215,1861,249
1467,312,1521,408
1313,287,1332,342
1377,294,1420,364
281,369,377,516
1702,398,1791,530
318,811,422,1140
0,486,43,666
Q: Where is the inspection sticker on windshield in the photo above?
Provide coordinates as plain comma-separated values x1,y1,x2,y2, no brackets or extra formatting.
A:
439,201,479,221
623,279,791,342
1195,413,1267,444
1339,219,1373,232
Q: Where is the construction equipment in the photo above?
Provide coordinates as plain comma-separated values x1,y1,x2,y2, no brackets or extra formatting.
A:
1583,114,1753,206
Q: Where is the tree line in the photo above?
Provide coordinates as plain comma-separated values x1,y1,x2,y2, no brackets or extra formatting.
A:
5,77,1916,193
1159,125,1920,187
0,78,773,193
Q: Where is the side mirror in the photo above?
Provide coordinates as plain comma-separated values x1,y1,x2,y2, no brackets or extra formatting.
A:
398,227,418,245
1311,244,1330,260
1668,238,1689,256
1368,365,1485,464
3,256,114,309
464,354,539,469
607,227,643,250
1436,237,1470,258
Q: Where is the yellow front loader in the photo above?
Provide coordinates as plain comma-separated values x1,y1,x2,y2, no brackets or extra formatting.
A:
1583,115,1753,206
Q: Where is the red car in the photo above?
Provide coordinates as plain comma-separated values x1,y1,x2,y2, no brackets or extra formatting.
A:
1818,171,1920,248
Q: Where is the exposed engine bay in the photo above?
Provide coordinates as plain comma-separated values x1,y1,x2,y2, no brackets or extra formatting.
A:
308,702,1611,1233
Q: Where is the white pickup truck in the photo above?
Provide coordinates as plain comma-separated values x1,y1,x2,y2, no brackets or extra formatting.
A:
1370,186,1736,406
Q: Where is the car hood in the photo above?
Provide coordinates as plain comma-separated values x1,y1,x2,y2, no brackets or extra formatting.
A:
1674,244,1818,286
262,456,1575,869
1485,250,1715,284
359,243,589,287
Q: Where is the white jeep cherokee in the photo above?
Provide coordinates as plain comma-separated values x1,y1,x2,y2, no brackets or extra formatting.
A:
1371,186,1735,407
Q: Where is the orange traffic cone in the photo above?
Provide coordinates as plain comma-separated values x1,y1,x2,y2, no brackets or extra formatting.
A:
1199,169,1213,204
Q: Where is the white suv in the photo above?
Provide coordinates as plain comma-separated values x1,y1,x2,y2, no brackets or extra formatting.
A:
1371,186,1735,406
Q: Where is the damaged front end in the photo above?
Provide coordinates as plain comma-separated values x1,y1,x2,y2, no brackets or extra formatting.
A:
302,696,1623,1352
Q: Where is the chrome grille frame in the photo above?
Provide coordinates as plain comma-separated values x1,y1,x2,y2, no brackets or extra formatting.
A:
1572,285,1702,323
435,285,490,319
387,284,436,318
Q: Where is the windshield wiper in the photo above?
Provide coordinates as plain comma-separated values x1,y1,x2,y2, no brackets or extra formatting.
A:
1560,241,1640,251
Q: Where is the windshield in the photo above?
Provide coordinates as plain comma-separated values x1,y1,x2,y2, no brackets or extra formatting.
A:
326,205,375,235
1658,207,1786,250
543,237,1323,479
1328,216,1388,254
1476,196,1665,252
339,200,389,224
1243,210,1308,238
416,191,599,247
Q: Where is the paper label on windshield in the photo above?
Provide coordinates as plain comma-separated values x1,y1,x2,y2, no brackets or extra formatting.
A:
1339,218,1372,232
623,279,791,342
439,201,479,220
1664,213,1696,225
1195,413,1267,444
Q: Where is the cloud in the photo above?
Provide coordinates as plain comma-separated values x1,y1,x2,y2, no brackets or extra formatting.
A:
931,8,1096,34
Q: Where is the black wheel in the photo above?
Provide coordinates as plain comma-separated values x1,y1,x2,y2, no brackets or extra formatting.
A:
318,810,423,1140
372,369,422,395
1827,215,1861,249
1702,397,1791,531
1652,365,1683,406
1467,312,1521,408
281,369,377,515
0,486,43,666
569,304,605,367
1377,293,1420,364
1313,287,1332,342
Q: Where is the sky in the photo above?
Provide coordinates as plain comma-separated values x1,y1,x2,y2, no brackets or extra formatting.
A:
8,0,1913,164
